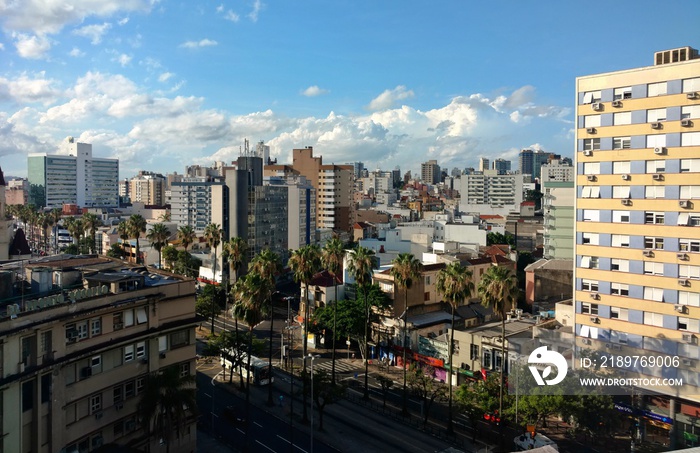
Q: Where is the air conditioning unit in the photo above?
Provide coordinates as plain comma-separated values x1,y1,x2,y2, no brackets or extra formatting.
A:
643,250,654,257
682,359,693,367
160,352,167,359
652,174,664,181
115,402,124,411
621,174,630,180
592,102,603,111
94,411,103,420
586,127,597,134
605,343,612,349
587,175,596,181
651,122,663,129
582,338,592,345
675,304,687,313
681,119,693,127
621,199,632,206
612,344,622,351
612,100,623,107
688,92,699,100
113,323,124,330
682,333,697,344
589,292,600,300
678,279,691,287
654,147,666,155
678,253,689,261
583,150,593,157
680,200,691,208
590,316,599,323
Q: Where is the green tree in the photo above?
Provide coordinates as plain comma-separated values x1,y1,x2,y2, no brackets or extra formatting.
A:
81,212,100,254
288,244,321,421
117,220,130,258
147,222,171,268
436,262,474,434
127,214,147,264
487,232,515,247
195,284,225,321
210,330,264,387
376,375,394,408
479,265,519,421
177,225,197,253
407,365,448,426
203,223,223,333
106,243,123,258
301,368,345,431
222,236,248,387
161,245,179,270
64,217,84,253
139,365,197,453
49,208,62,253
174,250,201,277
390,252,422,414
346,245,378,400
321,236,345,384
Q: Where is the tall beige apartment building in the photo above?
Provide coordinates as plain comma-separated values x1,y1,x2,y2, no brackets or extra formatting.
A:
128,171,166,206
0,256,198,452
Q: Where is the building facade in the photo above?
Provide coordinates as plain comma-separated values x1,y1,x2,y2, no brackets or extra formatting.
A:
574,46,700,441
128,172,166,206
0,256,198,453
543,180,575,260
170,177,222,234
421,160,441,185
459,170,527,207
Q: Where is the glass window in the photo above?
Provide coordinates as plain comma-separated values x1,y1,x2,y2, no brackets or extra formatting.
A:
614,87,632,100
644,237,664,249
644,262,664,275
583,138,600,151
644,212,665,224
681,132,700,147
679,239,700,253
582,233,599,245
646,160,666,173
611,306,629,320
124,345,134,362
581,279,599,292
647,134,667,148
611,235,629,247
612,186,631,198
136,342,146,359
611,259,629,272
679,291,700,307
647,108,667,122
91,318,101,337
643,287,664,302
680,186,700,199
582,91,602,104
613,137,631,150
614,111,632,125
679,265,700,280
681,105,700,120
645,186,665,199
643,312,663,327
682,77,700,93
612,211,630,223
648,82,667,97
611,285,629,297
681,159,700,172
584,115,601,128
90,394,102,414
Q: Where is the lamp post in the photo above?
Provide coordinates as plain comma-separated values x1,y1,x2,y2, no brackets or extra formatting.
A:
305,354,320,453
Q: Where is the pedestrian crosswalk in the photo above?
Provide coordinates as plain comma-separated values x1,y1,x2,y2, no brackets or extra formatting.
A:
310,359,358,374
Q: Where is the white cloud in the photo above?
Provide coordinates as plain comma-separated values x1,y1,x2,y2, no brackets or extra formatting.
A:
118,17,129,26
0,0,154,35
248,0,263,22
224,10,240,22
180,39,218,49
116,53,132,66
13,33,51,59
158,72,174,82
301,85,329,97
216,4,225,13
0,43,4,50
69,47,85,57
0,73,63,105
72,22,112,44
367,85,415,111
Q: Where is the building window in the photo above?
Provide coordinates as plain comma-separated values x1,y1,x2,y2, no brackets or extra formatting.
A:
582,210,600,222
584,115,601,128
180,362,190,378
91,318,102,337
613,137,631,150
581,303,598,315
683,77,700,93
612,186,631,199
124,345,134,362
644,237,664,249
614,86,632,100
135,342,146,359
583,138,600,151
136,377,145,393
582,91,602,104
681,105,700,120
679,239,700,253
682,132,700,147
647,108,667,122
470,344,479,360
612,211,630,223
611,259,629,272
646,160,666,173
583,162,600,174
614,111,632,125
124,381,135,399
612,161,631,174
647,134,667,148
169,330,189,349
643,287,664,302
648,82,667,97
581,279,599,292
645,186,665,199
483,350,491,369
580,256,599,269
113,312,124,330
582,233,599,245
679,291,700,307
680,186,700,199
580,186,600,198
136,307,148,325
124,310,135,327
680,159,700,173
611,284,629,297
678,317,700,333
644,212,665,224
679,265,700,280
113,386,123,403
90,394,102,414
644,262,664,275
611,235,630,247
610,307,629,320
643,312,664,327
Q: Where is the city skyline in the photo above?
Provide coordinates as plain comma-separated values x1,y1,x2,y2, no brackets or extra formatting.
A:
1,1,699,179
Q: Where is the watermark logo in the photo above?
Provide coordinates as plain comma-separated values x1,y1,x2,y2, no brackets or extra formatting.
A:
528,346,568,386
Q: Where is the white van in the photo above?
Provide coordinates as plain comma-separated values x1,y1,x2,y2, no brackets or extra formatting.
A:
513,433,558,451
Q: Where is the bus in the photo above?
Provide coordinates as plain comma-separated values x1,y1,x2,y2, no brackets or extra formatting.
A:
220,351,274,386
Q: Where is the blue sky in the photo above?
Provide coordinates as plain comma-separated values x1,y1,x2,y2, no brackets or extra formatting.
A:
1,1,699,179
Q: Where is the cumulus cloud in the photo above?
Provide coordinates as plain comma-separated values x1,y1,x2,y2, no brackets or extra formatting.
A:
248,0,264,22
116,54,132,66
72,22,112,44
224,10,240,22
0,43,4,50
0,73,63,105
13,33,51,59
301,85,329,97
69,47,85,57
158,72,174,82
180,39,218,49
367,85,414,111
118,17,129,26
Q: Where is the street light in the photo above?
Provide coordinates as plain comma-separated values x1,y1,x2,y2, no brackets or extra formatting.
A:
305,354,320,453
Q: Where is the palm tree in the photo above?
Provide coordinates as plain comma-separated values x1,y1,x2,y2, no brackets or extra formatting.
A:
38,212,50,254
139,365,197,453
288,244,321,421
436,262,474,434
250,248,281,406
390,252,422,415
232,272,270,437
117,221,130,259
347,246,378,400
321,236,345,385
147,223,171,268
478,265,518,423
222,237,248,386
127,214,147,264
49,208,62,253
177,225,197,253
204,223,223,333
64,217,84,253
81,212,100,254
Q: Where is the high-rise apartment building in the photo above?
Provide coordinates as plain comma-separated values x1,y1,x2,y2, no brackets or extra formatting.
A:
459,170,527,206
28,139,119,209
421,160,441,185
171,177,223,233
128,171,166,206
543,180,574,259
478,157,490,173
0,256,198,452
540,159,574,183
519,149,533,179
575,46,700,440
492,158,511,175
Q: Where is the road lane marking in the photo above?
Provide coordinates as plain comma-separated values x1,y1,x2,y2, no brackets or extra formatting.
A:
276,435,290,444
255,440,276,452
204,393,212,398
253,421,263,427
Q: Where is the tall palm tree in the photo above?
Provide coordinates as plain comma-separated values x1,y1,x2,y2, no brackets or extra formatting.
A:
177,225,197,253
288,244,321,421
321,236,345,385
204,223,223,333
478,265,518,423
147,223,171,268
232,272,270,438
390,252,422,415
127,214,147,264
117,221,130,259
347,246,378,400
38,212,51,254
64,217,84,253
436,262,474,434
139,365,197,453
81,212,100,254
222,237,248,386
250,248,281,406
49,208,62,253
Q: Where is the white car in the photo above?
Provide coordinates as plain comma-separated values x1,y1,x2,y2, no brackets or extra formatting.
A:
513,433,558,451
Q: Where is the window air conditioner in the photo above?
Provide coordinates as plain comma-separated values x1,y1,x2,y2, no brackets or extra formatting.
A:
583,150,593,157
605,343,612,349
687,92,699,100
621,199,632,206
621,174,630,180
651,122,663,129
587,175,596,181
612,100,623,107
682,359,693,367
643,250,654,257
612,344,622,351
682,333,696,344
592,102,603,111
678,279,691,287
654,147,666,155
586,127,597,134
675,304,687,313
678,253,690,260
94,411,103,420
589,292,600,300
652,174,664,181
590,316,599,323
582,338,592,345
681,119,693,127
680,200,691,209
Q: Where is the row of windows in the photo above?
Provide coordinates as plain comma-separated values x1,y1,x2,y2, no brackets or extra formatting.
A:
580,77,700,104
581,133,700,152
582,106,699,127
66,307,148,343
580,256,700,278
579,302,699,333
579,210,700,226
581,233,700,251
580,185,700,199
579,280,700,306
581,158,700,174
